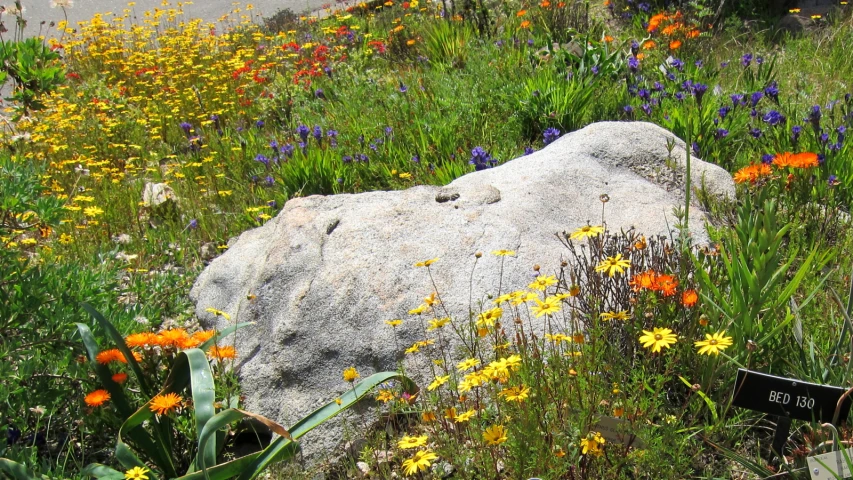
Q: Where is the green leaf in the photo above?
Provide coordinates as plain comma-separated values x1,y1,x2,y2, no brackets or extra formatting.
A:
236,372,417,480
0,457,44,479
80,463,126,480
81,302,153,397
197,408,291,479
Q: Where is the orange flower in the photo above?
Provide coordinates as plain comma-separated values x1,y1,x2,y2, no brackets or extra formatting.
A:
790,152,819,168
629,270,658,292
159,329,189,347
540,0,551,7
661,22,682,36
125,333,151,348
85,389,111,407
604,35,614,42
193,330,217,343
208,345,237,360
686,29,700,38
647,13,667,32
642,40,656,49
520,20,531,29
636,53,645,60
657,275,679,297
774,152,818,169
669,40,682,50
96,349,127,365
516,9,527,16
557,1,565,6
150,392,182,415
177,335,202,350
733,163,772,184
112,372,128,384
681,289,699,307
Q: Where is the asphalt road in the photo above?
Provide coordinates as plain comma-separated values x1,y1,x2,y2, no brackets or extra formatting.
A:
15,0,339,37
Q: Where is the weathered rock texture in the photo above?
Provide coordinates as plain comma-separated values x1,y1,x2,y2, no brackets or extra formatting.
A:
190,121,734,459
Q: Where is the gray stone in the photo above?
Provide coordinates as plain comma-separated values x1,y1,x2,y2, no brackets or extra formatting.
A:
189,121,734,461
141,182,177,207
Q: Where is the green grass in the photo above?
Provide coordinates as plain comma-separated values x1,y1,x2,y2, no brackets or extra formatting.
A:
3,0,853,478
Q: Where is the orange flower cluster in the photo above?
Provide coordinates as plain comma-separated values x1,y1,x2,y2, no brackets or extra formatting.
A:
772,151,819,169
733,152,819,185
646,11,700,50
628,270,679,297
124,329,218,350
732,163,773,184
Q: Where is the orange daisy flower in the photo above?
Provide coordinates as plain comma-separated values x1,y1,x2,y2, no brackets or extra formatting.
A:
96,349,127,365
159,328,189,347
647,13,667,32
208,345,237,360
177,336,202,350
681,289,699,307
85,389,111,407
656,275,679,296
112,372,129,384
662,22,682,36
192,330,217,343
125,333,151,348
516,9,526,16
669,40,682,50
520,20,531,29
733,163,772,184
629,270,658,292
642,40,656,50
150,392,182,415
789,152,819,168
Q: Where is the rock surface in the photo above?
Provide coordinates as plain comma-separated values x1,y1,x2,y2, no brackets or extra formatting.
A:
189,121,734,460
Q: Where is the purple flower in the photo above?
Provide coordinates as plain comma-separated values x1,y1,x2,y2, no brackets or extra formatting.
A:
638,2,650,12
692,83,708,105
255,119,265,129
282,144,294,159
591,65,599,75
385,126,393,136
369,143,377,152
674,92,685,101
762,110,785,126
315,88,325,99
809,105,822,130
495,40,504,47
641,103,652,115
179,122,193,135
469,146,494,170
666,72,676,81
671,58,684,71
299,142,307,154
327,129,338,147
543,127,561,145
255,154,270,167
267,200,277,208
750,91,764,107
628,56,639,72
720,61,729,68
524,146,535,155
764,81,779,102
829,175,840,186
761,154,774,164
791,125,802,142
342,154,353,163
695,59,703,68
630,40,639,55
623,105,634,114
265,175,275,186
750,128,762,138
638,88,651,100
313,125,323,142
653,81,664,91
270,140,279,153
357,153,369,162
715,128,729,140
297,124,310,142
324,66,333,78
741,53,753,67
692,142,700,156
187,218,199,229
820,132,830,144
756,56,764,65
718,106,731,119
731,93,745,107
399,82,408,93
411,154,420,163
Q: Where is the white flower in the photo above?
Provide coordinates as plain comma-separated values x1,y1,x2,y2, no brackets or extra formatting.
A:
50,0,73,8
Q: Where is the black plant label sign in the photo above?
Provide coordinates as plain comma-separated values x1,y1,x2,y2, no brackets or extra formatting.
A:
732,369,852,423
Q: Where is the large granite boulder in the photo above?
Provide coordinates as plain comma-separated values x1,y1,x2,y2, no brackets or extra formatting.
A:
189,121,734,460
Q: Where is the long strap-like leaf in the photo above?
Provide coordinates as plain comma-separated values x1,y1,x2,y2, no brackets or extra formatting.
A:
81,303,153,398
236,371,418,480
